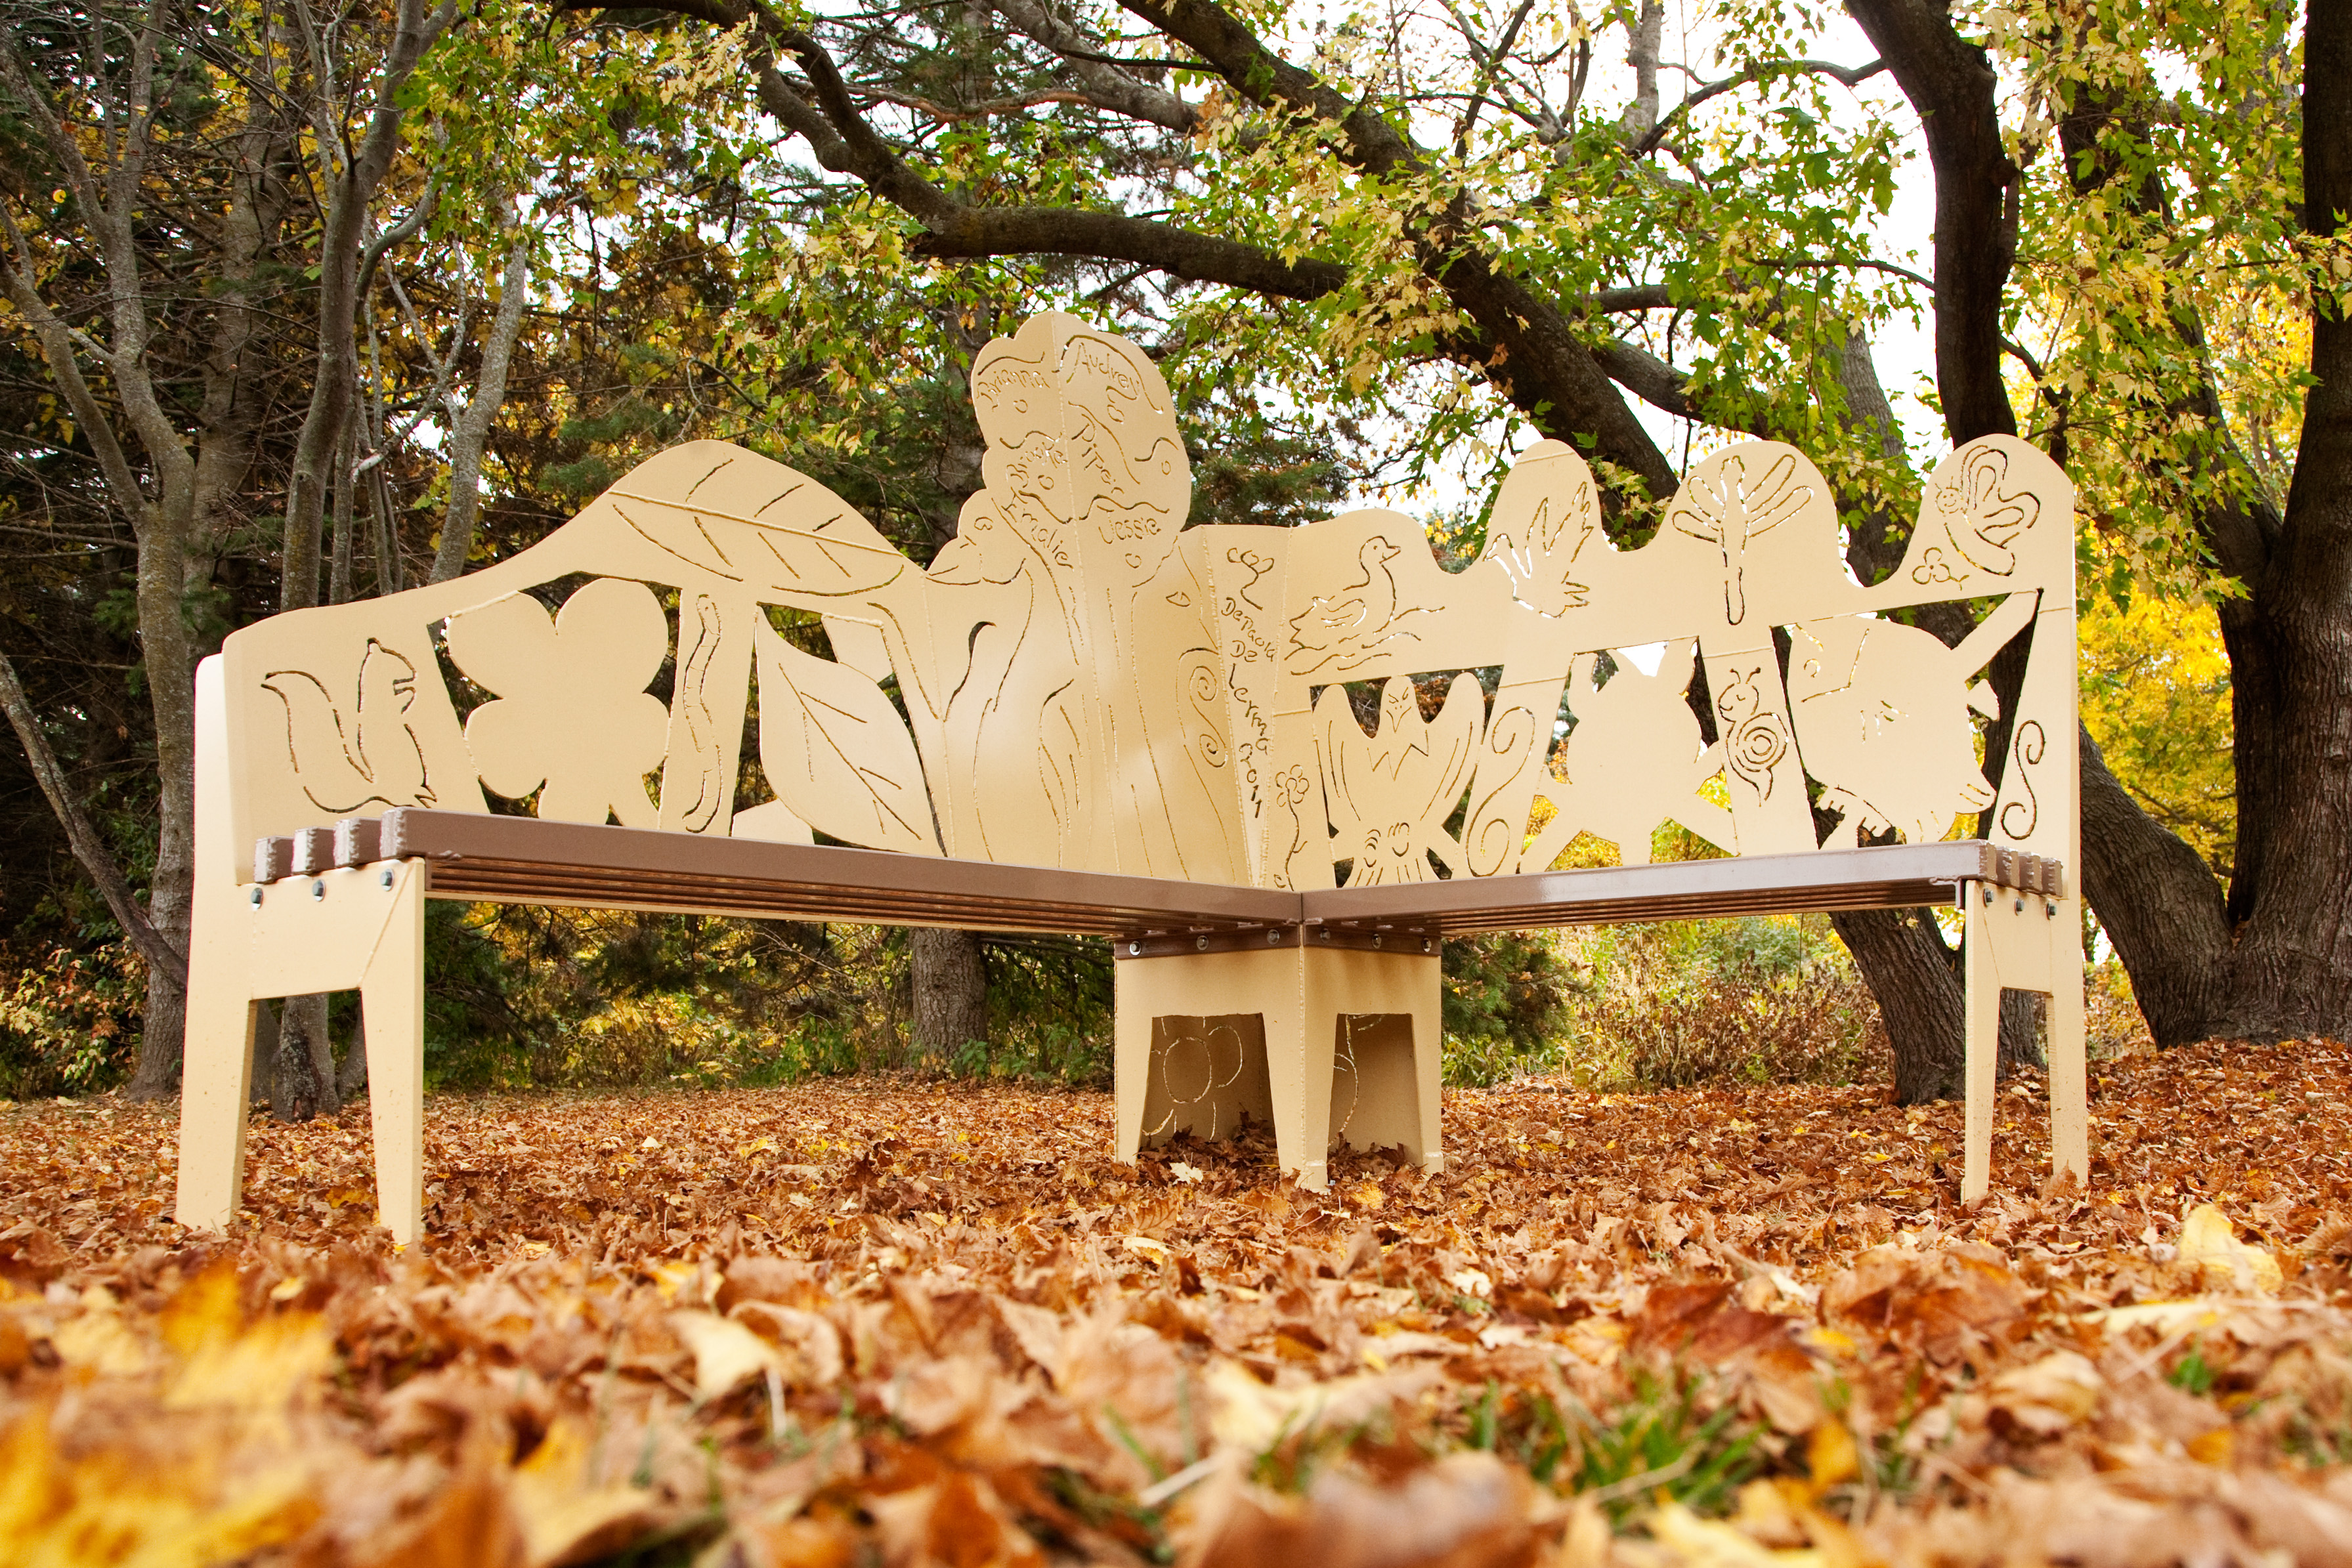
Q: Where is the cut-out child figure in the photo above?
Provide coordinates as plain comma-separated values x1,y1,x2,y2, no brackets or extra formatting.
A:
955,313,1240,881
817,313,1240,880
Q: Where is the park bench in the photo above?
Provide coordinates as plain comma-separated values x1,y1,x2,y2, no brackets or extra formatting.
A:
177,312,2086,1244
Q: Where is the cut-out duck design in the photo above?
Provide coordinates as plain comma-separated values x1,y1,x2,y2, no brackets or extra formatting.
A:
262,639,436,814
1287,536,1425,676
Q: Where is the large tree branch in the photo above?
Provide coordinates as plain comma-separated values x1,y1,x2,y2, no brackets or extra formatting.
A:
752,59,1341,299
637,0,1676,492
1591,336,1694,419
917,207,1349,298
771,33,961,225
986,0,1199,133
1844,0,2017,444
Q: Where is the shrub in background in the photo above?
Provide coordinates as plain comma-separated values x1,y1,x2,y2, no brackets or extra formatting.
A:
0,940,144,1099
1442,929,1576,1087
1565,914,1891,1091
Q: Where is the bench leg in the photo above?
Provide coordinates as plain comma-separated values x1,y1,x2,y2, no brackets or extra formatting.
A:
360,862,427,1244
1963,887,2091,1204
1110,943,1443,1191
187,859,430,1241
177,654,257,1233
1113,947,1289,1164
175,904,260,1233
2046,895,2089,1188
1961,890,2001,1206
1407,957,1445,1176
1295,944,1443,1189
1277,952,1337,1193
1110,948,1192,1163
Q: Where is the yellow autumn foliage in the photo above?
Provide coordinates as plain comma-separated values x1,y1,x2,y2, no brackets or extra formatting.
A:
2079,588,2234,878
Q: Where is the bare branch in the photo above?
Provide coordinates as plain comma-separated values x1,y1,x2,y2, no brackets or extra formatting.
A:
358,180,437,299
0,650,187,990
1631,55,1887,156
282,0,463,610
0,22,186,476
0,207,152,530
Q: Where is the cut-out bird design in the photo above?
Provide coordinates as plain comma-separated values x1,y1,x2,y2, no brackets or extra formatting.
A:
263,639,436,814
1287,536,1426,676
1316,675,1482,885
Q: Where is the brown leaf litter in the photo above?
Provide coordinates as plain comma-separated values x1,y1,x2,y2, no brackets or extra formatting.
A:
2,1036,2350,1565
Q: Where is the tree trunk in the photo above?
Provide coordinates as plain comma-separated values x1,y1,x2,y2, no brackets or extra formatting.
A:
900,311,998,1064
1832,909,1961,1101
911,927,989,1065
272,992,338,1121
2061,2,2352,1049
330,425,357,604
429,233,531,583
337,1006,371,1102
1831,902,2046,1103
250,998,280,1110
125,503,199,1101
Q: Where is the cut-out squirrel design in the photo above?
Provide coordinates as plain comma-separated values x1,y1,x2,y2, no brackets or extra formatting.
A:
261,639,436,814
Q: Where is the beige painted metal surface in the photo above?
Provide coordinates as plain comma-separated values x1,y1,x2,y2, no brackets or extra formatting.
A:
1113,944,1443,1190
178,312,2083,1231
179,659,430,1240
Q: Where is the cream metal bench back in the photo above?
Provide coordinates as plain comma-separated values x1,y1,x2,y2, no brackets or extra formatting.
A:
177,312,2084,1242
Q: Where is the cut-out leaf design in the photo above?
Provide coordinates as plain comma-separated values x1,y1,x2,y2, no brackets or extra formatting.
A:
594,442,910,599
752,614,941,856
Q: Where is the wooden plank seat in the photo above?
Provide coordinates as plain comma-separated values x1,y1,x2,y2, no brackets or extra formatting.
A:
177,311,2089,1244
258,809,2062,941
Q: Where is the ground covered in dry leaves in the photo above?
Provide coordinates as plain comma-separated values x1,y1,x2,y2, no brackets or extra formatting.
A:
5,1038,2352,1567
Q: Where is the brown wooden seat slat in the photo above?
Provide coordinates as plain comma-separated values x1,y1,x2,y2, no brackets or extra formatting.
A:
385,809,1298,935
1304,841,2060,935
249,811,2061,944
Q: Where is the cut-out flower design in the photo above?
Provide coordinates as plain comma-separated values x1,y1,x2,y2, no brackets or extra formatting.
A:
446,578,670,825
